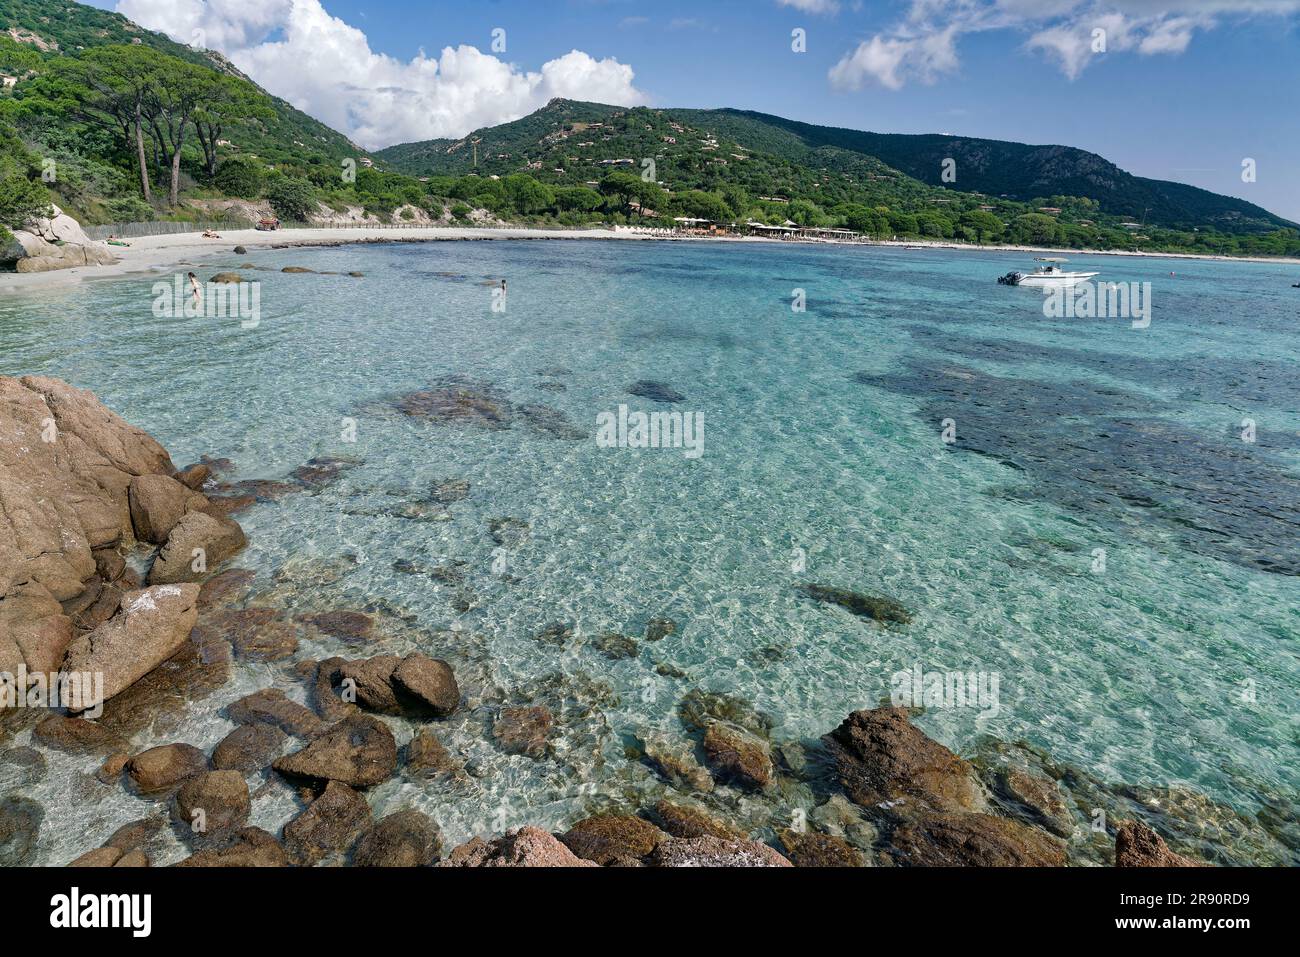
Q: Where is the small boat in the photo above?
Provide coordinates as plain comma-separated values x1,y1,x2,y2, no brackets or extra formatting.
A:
997,258,1098,287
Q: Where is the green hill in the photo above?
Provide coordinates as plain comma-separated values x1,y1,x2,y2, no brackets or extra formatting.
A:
688,108,1293,234
0,0,361,167
0,0,387,230
376,99,1298,255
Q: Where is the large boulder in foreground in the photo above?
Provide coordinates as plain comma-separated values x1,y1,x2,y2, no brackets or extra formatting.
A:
438,826,596,867
60,584,200,711
10,206,119,272
1115,820,1205,867
822,706,987,816
1,376,176,679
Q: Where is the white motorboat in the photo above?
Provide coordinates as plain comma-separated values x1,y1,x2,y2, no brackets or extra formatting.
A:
997,258,1098,287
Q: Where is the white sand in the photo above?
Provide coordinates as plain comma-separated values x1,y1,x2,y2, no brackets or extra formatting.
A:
4,224,1296,294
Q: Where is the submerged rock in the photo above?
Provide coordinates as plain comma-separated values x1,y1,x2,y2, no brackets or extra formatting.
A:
635,733,714,794
779,828,863,867
294,610,374,643
492,705,553,758
0,747,46,790
69,846,124,867
427,478,470,504
628,380,686,403
702,721,774,791
212,723,287,773
645,617,677,642
283,780,372,866
175,827,288,867
174,770,251,838
534,622,575,647
404,729,460,778
103,816,165,853
31,714,127,756
273,714,398,788
127,743,209,795
649,800,741,840
352,808,442,867
797,583,912,624
0,795,42,866
196,568,256,609
290,456,358,491
199,607,298,662
1115,820,1205,867
439,826,595,867
678,688,774,739
593,632,639,660
226,688,324,738
515,403,585,440
395,380,512,429
488,517,530,547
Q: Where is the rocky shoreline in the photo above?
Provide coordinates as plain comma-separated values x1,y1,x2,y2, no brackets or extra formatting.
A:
2,376,1295,867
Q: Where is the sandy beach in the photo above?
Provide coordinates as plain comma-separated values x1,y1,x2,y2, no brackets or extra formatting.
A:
4,223,1298,294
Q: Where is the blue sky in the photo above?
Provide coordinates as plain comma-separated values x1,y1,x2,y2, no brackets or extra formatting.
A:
92,1,1300,221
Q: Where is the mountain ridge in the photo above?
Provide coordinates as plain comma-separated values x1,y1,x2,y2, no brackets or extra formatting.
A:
377,98,1293,235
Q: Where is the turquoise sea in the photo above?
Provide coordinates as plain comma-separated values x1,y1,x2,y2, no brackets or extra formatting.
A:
3,238,1298,862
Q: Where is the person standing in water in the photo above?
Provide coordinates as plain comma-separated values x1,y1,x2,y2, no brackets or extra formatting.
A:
188,272,202,310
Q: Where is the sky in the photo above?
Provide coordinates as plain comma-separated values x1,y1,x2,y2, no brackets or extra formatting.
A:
87,0,1300,222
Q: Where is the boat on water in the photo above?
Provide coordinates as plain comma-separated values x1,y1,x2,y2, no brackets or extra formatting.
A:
997,258,1098,287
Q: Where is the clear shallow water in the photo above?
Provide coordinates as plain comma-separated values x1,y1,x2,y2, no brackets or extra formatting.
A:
3,239,1298,860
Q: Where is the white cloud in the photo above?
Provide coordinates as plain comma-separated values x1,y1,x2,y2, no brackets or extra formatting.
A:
830,1,1300,88
830,27,960,90
777,0,842,13
115,0,647,149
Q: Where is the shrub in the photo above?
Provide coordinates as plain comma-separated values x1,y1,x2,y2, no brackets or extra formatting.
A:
0,173,52,229
214,157,267,199
105,196,153,223
265,176,318,221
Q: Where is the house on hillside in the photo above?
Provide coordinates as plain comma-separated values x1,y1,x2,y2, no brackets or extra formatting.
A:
1,75,17,91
